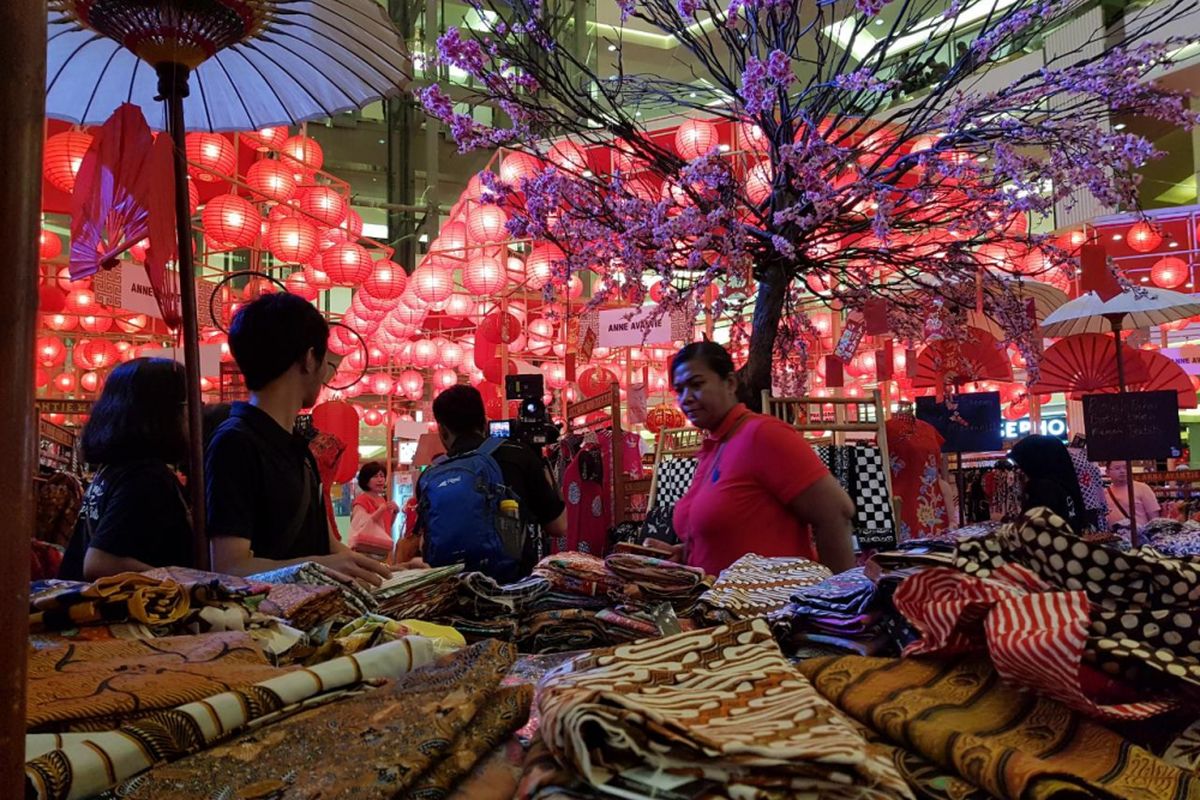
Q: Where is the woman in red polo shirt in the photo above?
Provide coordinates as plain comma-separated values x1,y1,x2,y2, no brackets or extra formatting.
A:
647,342,856,575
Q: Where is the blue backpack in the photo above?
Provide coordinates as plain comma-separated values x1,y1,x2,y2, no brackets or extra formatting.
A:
417,438,521,581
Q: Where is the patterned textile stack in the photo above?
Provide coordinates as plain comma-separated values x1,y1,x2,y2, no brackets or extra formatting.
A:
530,553,622,611
249,561,379,618
770,568,897,658
1141,517,1200,558
373,563,464,619
697,553,831,623
528,619,913,799
894,507,1200,720
603,552,709,613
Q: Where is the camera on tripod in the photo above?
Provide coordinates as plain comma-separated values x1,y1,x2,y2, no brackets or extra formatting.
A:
501,374,560,448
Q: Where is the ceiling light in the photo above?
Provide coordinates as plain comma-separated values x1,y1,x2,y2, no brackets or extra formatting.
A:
875,18,885,25
1112,234,1123,241
1170,241,1180,248
582,170,594,177
608,44,617,51
1141,276,1150,282
1113,123,1127,130
718,143,730,152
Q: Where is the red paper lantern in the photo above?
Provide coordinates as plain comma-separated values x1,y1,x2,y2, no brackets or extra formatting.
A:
1151,256,1189,289
203,194,260,250
433,367,459,391
79,314,113,334
43,131,94,194
463,254,506,295
53,372,77,393
579,366,618,396
1127,220,1163,253
674,119,720,160
390,300,426,328
39,230,62,261
45,313,75,332
525,242,563,290
544,363,568,389
280,135,324,175
321,242,372,285
80,371,103,394
368,373,394,395
430,221,468,258
466,204,509,244
247,159,298,202
244,126,288,152
363,259,407,300
285,270,318,301
37,336,66,368
443,292,473,319
303,265,332,292
744,163,773,205
412,262,454,304
478,310,522,344
737,121,768,152
116,314,149,333
399,370,424,397
363,409,385,427
311,401,361,483
439,341,464,368
266,217,319,264
548,140,589,174
299,186,348,227
412,338,439,368
128,238,150,262
35,367,49,389
645,403,687,433
186,133,236,181
337,209,364,242
500,152,542,184
526,317,554,355
75,338,118,370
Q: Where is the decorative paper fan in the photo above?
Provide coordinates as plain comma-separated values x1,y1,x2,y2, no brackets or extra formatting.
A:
913,327,1013,387
1084,349,1198,409
1029,333,1149,395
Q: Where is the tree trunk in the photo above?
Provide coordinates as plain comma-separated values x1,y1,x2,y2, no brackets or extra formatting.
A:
737,261,789,410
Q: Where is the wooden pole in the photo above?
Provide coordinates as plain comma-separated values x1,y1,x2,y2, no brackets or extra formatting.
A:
0,0,45,792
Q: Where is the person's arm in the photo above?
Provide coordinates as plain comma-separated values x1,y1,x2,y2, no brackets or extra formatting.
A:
787,475,856,573
1138,481,1161,521
82,548,154,581
210,535,391,585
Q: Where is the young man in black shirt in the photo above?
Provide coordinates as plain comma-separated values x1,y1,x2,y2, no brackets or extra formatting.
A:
206,293,392,586
424,385,566,569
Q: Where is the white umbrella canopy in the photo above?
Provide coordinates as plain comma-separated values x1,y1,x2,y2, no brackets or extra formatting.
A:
1041,288,1200,338
46,0,410,131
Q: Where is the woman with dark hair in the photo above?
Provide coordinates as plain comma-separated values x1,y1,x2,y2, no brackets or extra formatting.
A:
645,341,857,574
59,358,193,580
1009,434,1091,532
349,461,398,555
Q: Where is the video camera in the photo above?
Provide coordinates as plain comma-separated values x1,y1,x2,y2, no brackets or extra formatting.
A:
501,374,560,448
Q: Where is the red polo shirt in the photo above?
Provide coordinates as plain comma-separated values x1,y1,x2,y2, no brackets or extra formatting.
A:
672,404,829,575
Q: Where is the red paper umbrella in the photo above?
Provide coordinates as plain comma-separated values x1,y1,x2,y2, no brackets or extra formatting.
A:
1029,333,1150,395
1086,349,1198,408
913,327,1013,387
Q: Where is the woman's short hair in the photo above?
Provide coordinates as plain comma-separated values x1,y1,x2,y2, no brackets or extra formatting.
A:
670,341,736,380
357,460,387,491
81,358,187,465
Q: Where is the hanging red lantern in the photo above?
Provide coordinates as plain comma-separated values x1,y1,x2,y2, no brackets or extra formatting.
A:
320,242,372,285
186,133,236,181
247,159,298,202
74,338,118,370
478,310,523,344
363,259,407,300
412,338,439,368
674,119,720,160
645,403,687,433
266,216,319,264
506,257,526,286
53,372,77,393
36,336,66,368
116,314,149,333
187,178,200,216
463,254,506,295
242,277,278,301
433,367,459,392
57,266,90,294
737,120,768,152
578,366,618,396
526,317,554,355
304,265,333,292
45,313,76,332
548,140,589,174
1151,256,1189,289
399,370,424,398
466,204,509,244
311,401,360,483
499,152,542,184
203,194,260,250
280,134,324,175
129,238,150,262
298,186,347,227
79,314,113,334
744,162,773,205
363,408,384,427
39,230,62,261
43,131,94,194
244,126,288,152
412,261,454,304
1127,220,1162,254
1055,228,1090,254
525,242,563,290
79,371,103,394
443,292,473,319
285,270,318,301
337,209,364,241
439,340,464,368
368,373,394,395
35,367,49,389
544,363,568,389
430,220,468,258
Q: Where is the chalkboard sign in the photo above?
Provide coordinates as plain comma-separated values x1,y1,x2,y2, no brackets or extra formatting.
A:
916,391,1003,453
1082,391,1181,462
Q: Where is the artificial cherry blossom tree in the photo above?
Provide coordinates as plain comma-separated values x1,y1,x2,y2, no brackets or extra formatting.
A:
418,0,1198,402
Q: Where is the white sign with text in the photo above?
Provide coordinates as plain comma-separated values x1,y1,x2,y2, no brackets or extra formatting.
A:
597,306,672,347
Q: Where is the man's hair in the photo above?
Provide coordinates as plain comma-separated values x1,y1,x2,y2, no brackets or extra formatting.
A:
432,385,488,438
82,358,187,465
229,293,329,391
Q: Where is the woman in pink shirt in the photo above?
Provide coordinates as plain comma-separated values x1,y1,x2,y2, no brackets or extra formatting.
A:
645,342,856,575
1105,460,1160,529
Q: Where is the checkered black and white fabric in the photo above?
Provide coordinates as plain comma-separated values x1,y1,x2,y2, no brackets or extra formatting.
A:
815,443,896,549
652,457,699,509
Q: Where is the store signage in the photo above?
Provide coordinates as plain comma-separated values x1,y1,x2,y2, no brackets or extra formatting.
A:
119,262,162,317
916,391,1003,453
1159,346,1200,376
1001,415,1068,441
598,306,672,347
37,399,93,416
140,344,224,377
1083,390,1182,461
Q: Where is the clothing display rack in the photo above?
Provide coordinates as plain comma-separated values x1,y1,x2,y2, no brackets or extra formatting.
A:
646,426,704,512
565,383,650,524
36,418,79,476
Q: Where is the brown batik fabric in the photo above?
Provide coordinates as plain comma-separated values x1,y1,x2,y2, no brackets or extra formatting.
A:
122,639,526,800
536,618,912,799
27,631,283,732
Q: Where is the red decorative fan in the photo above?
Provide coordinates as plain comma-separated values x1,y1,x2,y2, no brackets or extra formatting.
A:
1029,333,1149,395
1084,349,1197,408
913,327,1013,387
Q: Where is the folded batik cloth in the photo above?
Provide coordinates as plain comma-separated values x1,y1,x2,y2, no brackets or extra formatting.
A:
30,573,195,632
536,619,912,798
603,553,709,609
259,583,349,630
448,615,522,643
800,654,1200,800
532,553,622,598
594,606,697,643
519,609,607,654
455,572,552,618
120,640,531,800
304,615,463,664
526,591,610,613
139,566,270,599
25,638,440,800
248,561,378,618
789,567,879,616
698,553,832,622
27,632,285,733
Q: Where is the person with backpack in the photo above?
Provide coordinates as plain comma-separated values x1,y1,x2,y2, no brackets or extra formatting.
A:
417,385,566,581
205,293,393,586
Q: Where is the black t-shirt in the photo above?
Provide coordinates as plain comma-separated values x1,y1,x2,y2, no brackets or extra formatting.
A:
205,402,331,561
438,434,566,527
59,459,193,580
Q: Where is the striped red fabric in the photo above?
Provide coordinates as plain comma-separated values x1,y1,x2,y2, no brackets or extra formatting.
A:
895,565,1174,720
